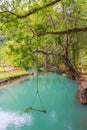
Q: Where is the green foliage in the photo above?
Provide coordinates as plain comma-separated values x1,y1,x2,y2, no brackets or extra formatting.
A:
0,0,87,74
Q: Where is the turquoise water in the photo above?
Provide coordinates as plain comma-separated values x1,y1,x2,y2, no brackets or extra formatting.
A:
0,73,87,130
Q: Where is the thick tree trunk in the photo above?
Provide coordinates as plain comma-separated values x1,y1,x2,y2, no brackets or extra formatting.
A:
63,56,80,79
61,3,80,79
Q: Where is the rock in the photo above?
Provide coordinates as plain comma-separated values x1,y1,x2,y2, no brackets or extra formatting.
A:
79,82,87,104
31,72,34,75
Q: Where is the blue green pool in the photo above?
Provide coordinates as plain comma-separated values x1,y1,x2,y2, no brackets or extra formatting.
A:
0,73,87,130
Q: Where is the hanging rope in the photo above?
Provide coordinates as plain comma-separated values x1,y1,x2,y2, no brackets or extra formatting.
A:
24,40,46,114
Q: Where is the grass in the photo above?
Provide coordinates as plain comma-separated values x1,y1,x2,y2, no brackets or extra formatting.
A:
0,70,29,80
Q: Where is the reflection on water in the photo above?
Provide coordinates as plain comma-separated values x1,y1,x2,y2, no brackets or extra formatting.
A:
0,110,33,130
64,122,72,130
49,111,58,124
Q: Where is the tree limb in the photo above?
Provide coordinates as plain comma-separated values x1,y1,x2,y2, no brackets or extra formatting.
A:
0,0,61,19
33,49,62,56
17,0,61,18
36,27,87,36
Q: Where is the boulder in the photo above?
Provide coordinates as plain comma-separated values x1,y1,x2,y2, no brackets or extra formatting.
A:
79,82,87,104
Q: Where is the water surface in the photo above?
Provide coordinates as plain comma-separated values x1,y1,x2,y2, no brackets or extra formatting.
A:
0,73,87,130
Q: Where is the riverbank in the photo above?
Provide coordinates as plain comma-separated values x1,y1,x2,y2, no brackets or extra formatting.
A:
0,66,31,86
0,73,30,86
0,65,87,88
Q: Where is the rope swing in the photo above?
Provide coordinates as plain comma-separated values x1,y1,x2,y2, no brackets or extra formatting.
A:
24,42,46,114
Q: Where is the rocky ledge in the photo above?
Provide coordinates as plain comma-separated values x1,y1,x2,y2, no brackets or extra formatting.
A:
78,81,87,104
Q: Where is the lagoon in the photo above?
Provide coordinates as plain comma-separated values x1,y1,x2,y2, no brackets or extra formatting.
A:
0,73,87,130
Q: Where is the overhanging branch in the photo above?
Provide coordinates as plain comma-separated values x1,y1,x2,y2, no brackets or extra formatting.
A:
37,27,87,36
18,0,61,18
0,0,61,19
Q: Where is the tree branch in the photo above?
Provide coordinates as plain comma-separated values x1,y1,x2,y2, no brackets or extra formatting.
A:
33,49,61,56
36,27,87,36
17,0,61,18
0,0,61,19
